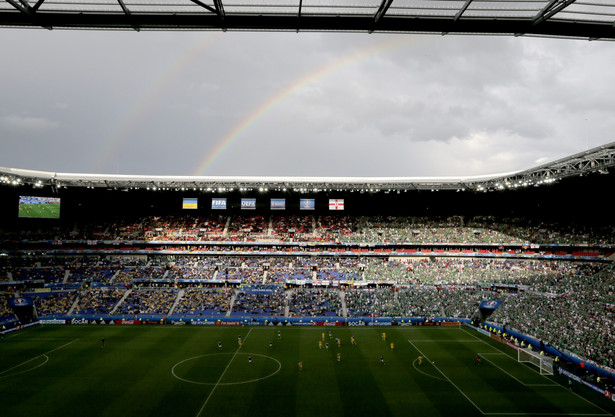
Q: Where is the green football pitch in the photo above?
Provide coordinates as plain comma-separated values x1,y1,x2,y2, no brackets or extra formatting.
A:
0,325,613,417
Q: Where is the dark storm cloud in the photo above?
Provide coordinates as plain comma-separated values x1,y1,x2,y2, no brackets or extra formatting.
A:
1,30,614,177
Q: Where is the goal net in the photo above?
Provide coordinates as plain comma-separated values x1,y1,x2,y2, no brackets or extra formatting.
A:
518,347,554,375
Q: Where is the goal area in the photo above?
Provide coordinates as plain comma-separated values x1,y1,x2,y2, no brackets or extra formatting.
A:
517,347,554,375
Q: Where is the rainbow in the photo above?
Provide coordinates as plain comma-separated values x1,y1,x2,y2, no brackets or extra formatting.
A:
92,33,222,173
192,35,420,176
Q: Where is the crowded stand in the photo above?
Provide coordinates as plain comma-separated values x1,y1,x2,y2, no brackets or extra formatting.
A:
3,214,615,247
345,287,399,317
119,287,178,315
271,215,313,241
288,288,342,317
31,291,78,316
113,261,167,285
0,293,18,325
167,257,218,280
231,286,286,316
341,216,525,245
226,215,268,240
314,215,356,242
72,287,125,315
66,263,117,284
174,288,232,316
468,216,615,246
12,265,67,284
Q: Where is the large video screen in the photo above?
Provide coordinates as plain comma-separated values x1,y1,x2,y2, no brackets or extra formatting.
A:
18,196,61,219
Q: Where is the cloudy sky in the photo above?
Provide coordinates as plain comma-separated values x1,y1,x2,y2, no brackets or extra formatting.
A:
1,29,614,178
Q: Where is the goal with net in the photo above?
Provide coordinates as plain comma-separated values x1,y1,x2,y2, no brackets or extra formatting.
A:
518,347,554,375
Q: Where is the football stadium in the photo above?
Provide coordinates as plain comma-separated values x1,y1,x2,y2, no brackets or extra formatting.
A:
1,142,615,417
3,2,615,415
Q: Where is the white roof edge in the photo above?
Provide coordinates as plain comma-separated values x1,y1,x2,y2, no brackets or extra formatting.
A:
0,166,520,184
2,140,614,186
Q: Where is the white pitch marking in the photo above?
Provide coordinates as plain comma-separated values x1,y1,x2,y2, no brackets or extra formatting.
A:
408,339,485,415
195,328,253,417
0,339,78,376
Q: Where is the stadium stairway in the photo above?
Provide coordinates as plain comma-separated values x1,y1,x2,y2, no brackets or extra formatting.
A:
284,289,291,317
167,289,185,316
109,270,121,284
110,289,132,315
222,216,231,236
62,270,70,284
67,295,81,316
339,290,348,318
226,291,238,317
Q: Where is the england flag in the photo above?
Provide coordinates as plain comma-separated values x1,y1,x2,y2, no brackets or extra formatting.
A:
329,199,344,210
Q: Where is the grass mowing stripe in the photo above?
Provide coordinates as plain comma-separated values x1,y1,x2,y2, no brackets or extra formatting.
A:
1,326,613,417
407,338,485,415
337,329,393,416
195,328,252,417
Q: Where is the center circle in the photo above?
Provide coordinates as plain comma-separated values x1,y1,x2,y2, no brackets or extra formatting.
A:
171,353,281,386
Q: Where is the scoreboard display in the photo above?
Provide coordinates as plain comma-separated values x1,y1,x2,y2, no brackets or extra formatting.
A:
18,196,61,219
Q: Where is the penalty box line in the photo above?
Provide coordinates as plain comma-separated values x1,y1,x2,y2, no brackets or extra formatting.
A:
195,328,253,417
407,339,485,416
477,353,557,387
461,328,613,416
462,328,566,386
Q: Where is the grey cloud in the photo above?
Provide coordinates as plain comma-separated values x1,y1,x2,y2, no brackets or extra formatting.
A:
1,115,59,132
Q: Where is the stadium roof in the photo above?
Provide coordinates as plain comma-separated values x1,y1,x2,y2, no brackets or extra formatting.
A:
1,0,615,40
1,141,614,192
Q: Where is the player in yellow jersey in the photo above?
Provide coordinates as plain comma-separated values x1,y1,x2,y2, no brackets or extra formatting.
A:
382,332,386,342
322,332,325,341
351,335,356,345
336,338,341,348
418,355,423,365
390,342,394,351
318,340,323,349
337,353,341,362
298,361,303,371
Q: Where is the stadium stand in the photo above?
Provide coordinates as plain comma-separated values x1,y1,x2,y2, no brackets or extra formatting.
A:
2,166,615,384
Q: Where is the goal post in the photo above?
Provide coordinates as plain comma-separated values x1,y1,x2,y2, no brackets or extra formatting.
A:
518,347,554,375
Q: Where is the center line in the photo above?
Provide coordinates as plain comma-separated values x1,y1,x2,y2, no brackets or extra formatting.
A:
195,328,253,417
